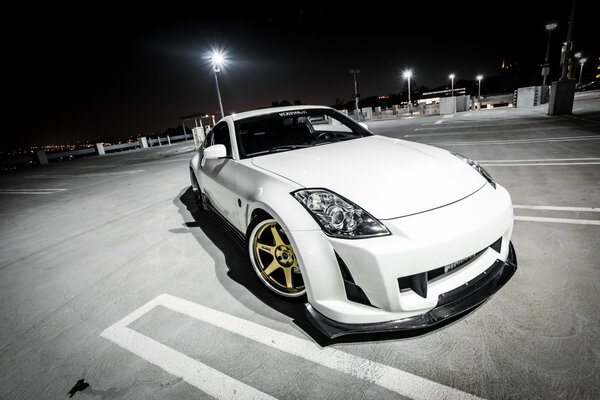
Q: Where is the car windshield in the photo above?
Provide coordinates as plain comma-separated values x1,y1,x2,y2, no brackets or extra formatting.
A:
234,108,371,158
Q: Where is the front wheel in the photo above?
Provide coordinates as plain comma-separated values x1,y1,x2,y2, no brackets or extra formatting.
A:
247,218,306,297
189,169,208,211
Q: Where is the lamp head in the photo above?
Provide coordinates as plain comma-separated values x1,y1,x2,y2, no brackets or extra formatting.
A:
210,51,226,71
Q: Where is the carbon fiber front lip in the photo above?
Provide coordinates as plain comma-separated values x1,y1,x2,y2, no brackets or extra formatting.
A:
305,242,517,339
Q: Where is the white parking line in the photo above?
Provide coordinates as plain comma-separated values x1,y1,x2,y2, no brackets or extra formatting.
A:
103,326,276,400
481,158,600,163
434,119,444,124
411,118,556,133
0,188,67,195
26,170,144,178
513,205,600,212
482,162,600,166
433,135,600,145
515,216,600,225
78,165,118,168
101,294,483,400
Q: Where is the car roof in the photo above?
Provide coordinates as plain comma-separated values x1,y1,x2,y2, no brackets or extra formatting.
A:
229,105,333,122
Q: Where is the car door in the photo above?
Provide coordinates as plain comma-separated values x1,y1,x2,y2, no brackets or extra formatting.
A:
199,121,239,227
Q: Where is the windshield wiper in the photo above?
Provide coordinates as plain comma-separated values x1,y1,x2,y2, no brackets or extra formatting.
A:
247,145,311,157
267,144,311,153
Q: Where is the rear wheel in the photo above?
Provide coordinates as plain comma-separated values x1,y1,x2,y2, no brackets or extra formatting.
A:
247,217,305,297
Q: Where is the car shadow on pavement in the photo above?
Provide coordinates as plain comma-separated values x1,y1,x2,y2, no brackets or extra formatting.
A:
175,187,479,346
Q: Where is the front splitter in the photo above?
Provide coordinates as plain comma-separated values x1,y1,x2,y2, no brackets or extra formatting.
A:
306,242,517,339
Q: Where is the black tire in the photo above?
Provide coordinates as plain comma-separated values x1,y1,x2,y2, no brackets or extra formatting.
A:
189,169,207,210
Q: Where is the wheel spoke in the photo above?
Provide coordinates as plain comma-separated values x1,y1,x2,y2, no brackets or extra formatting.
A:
271,225,284,246
283,267,293,288
256,241,275,255
263,260,280,276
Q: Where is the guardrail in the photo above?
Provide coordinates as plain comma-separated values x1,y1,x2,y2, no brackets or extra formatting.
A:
1,133,194,170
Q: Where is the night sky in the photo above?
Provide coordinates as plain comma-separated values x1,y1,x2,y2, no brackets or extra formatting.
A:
6,2,597,149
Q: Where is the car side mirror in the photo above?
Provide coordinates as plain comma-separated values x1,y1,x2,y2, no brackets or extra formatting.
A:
204,144,227,159
359,122,368,130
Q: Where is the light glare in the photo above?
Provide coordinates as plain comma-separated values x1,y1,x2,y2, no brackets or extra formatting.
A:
210,50,226,71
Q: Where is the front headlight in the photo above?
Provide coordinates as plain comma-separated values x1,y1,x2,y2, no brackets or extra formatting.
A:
450,152,496,189
291,189,390,239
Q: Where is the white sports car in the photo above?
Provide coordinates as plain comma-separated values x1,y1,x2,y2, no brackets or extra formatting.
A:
189,105,517,338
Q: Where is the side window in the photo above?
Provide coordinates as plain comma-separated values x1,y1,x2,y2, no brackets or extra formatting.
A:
212,122,232,157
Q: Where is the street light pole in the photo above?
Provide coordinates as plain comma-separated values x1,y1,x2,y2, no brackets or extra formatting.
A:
403,69,413,115
543,22,558,86
578,58,587,86
476,75,483,110
349,69,360,119
210,51,225,119
449,73,456,114
560,0,576,80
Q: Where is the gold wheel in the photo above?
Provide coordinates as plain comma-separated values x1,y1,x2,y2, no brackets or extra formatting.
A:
249,219,305,297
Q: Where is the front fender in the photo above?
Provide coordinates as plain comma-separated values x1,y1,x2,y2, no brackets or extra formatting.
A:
189,152,202,188
236,161,320,234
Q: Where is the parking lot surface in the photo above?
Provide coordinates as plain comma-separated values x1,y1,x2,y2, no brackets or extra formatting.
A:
1,92,599,399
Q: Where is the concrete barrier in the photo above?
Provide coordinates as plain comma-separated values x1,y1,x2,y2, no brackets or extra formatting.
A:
361,107,373,119
440,97,456,115
548,80,576,115
517,86,546,107
36,150,49,165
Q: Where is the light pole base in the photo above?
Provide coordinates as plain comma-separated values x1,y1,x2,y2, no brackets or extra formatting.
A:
548,79,576,116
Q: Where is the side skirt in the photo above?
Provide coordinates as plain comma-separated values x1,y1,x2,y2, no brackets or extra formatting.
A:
204,199,246,249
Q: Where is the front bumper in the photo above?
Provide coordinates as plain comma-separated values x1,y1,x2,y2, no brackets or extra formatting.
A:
306,242,517,338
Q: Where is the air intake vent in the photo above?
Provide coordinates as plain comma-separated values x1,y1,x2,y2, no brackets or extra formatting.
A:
335,252,374,307
398,273,428,298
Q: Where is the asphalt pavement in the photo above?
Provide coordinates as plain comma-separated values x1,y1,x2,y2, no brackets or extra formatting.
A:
1,91,599,400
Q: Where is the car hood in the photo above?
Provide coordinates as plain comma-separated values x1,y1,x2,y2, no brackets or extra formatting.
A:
251,135,485,219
